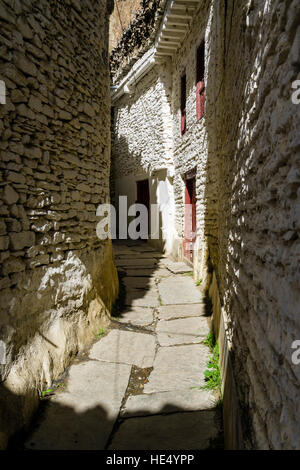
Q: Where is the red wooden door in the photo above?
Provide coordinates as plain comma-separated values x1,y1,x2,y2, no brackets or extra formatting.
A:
184,176,196,262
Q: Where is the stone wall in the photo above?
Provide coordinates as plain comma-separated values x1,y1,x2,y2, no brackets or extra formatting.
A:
111,0,300,449
170,0,300,450
171,0,219,282
209,0,300,449
0,0,118,448
111,57,178,253
112,61,173,177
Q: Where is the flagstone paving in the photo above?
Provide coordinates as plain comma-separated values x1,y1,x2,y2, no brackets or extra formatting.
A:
23,242,223,450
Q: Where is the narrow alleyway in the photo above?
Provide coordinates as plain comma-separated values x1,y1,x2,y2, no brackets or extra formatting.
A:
22,242,223,450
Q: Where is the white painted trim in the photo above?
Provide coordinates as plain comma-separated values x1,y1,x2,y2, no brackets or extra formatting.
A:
154,0,200,60
111,48,156,102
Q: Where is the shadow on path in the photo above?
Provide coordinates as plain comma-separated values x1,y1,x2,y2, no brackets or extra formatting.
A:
6,241,223,450
8,388,222,450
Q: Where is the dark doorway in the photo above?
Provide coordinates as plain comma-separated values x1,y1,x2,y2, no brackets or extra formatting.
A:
136,179,150,239
184,175,196,263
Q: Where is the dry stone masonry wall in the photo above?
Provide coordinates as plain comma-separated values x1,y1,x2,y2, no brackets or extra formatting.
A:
211,0,300,450
171,1,219,278
0,0,118,448
171,0,300,449
112,62,173,178
111,0,300,450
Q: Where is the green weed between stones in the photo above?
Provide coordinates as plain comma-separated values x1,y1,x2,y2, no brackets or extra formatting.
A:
41,388,53,398
202,332,222,392
95,328,105,338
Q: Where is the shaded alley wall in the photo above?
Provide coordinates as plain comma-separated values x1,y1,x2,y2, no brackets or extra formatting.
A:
206,0,300,449
162,0,300,449
110,0,300,449
0,0,118,448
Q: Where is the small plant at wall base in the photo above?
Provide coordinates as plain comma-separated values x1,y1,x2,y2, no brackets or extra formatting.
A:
41,389,54,398
202,333,222,393
95,328,105,338
203,332,215,349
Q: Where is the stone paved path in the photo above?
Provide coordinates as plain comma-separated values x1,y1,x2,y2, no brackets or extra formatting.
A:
24,242,223,450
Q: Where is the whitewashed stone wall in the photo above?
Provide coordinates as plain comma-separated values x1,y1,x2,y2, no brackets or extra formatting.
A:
171,1,219,280
112,60,178,253
112,0,300,450
113,63,173,176
0,0,118,448
211,0,300,450
172,0,300,450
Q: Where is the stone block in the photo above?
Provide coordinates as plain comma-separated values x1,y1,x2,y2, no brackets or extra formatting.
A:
14,51,38,77
0,236,9,251
2,257,25,275
3,185,19,205
10,231,35,250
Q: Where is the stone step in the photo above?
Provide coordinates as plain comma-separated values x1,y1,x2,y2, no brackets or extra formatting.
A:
158,276,203,305
144,344,210,393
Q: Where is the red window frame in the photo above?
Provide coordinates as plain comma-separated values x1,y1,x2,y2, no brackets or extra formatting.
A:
180,73,186,135
196,42,205,120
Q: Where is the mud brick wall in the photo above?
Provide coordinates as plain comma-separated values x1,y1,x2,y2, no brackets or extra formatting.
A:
0,0,118,448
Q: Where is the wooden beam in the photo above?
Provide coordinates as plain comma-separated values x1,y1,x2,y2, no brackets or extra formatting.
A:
161,29,185,38
174,0,199,8
173,0,199,4
167,18,190,26
163,25,188,33
169,9,193,19
161,34,185,42
159,41,181,47
155,51,174,57
157,43,178,50
159,37,182,45
156,47,175,55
